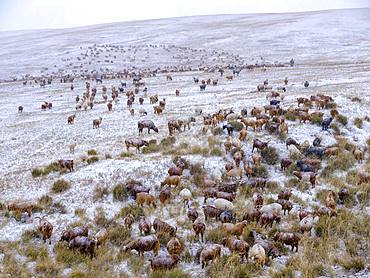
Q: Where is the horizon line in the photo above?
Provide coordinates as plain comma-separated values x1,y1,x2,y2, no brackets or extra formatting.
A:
0,7,368,33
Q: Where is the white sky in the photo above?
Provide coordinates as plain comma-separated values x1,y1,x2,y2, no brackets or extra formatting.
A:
0,0,369,31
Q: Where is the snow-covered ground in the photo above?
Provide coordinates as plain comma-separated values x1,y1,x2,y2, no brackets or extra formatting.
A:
0,8,369,277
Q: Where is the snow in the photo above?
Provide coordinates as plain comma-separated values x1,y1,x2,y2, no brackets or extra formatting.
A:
0,7,369,277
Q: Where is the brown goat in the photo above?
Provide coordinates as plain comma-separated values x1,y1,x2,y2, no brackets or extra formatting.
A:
136,192,156,207
123,235,160,256
167,237,182,256
273,232,300,252
222,221,248,237
8,202,34,217
160,176,181,187
222,237,249,261
193,220,206,242
149,254,180,271
200,245,221,268
139,217,152,235
35,216,53,244
93,117,102,128
124,214,135,229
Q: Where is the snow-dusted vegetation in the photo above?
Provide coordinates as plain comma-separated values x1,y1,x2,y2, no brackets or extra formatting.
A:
0,8,369,278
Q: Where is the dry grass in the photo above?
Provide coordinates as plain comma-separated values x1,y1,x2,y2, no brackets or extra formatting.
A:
261,146,279,165
86,156,99,164
87,149,98,155
51,179,71,193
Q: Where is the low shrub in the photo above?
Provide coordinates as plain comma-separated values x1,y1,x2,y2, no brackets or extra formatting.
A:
38,194,53,208
112,183,127,201
311,114,323,125
261,146,279,165
54,242,90,266
21,229,40,243
35,257,60,277
190,145,209,156
74,208,86,218
87,149,98,156
286,112,297,121
337,256,365,271
24,245,48,261
206,228,228,244
86,156,99,164
51,179,70,193
31,168,44,177
108,225,131,246
142,141,160,154
354,117,363,129
120,151,135,158
93,185,109,201
228,120,244,131
119,205,144,220
252,165,269,178
94,207,112,227
350,97,361,103
336,114,348,126
326,102,337,109
150,268,191,278
105,153,112,159
208,136,220,148
210,147,223,156
212,127,223,136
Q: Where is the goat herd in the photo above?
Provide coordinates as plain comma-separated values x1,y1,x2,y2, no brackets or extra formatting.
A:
8,66,369,275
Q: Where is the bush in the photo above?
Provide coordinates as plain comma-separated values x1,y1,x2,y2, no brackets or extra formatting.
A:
94,207,111,227
354,117,363,129
105,153,112,159
35,257,60,277
210,147,223,156
21,229,40,243
206,227,228,244
337,256,365,271
24,245,48,261
172,156,190,169
43,162,63,175
212,127,223,136
326,102,337,109
38,194,53,208
228,120,244,131
190,145,209,156
119,205,144,220
74,208,86,217
321,152,355,179
51,179,70,193
330,123,341,135
160,137,176,150
252,165,269,178
142,141,160,154
31,168,44,177
112,183,127,201
350,97,361,103
87,149,98,156
286,112,297,121
93,185,109,201
336,114,348,126
206,254,262,277
119,152,135,158
150,268,191,278
311,114,323,125
86,156,99,164
52,202,67,214
261,146,279,165
108,225,131,246
54,242,90,265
